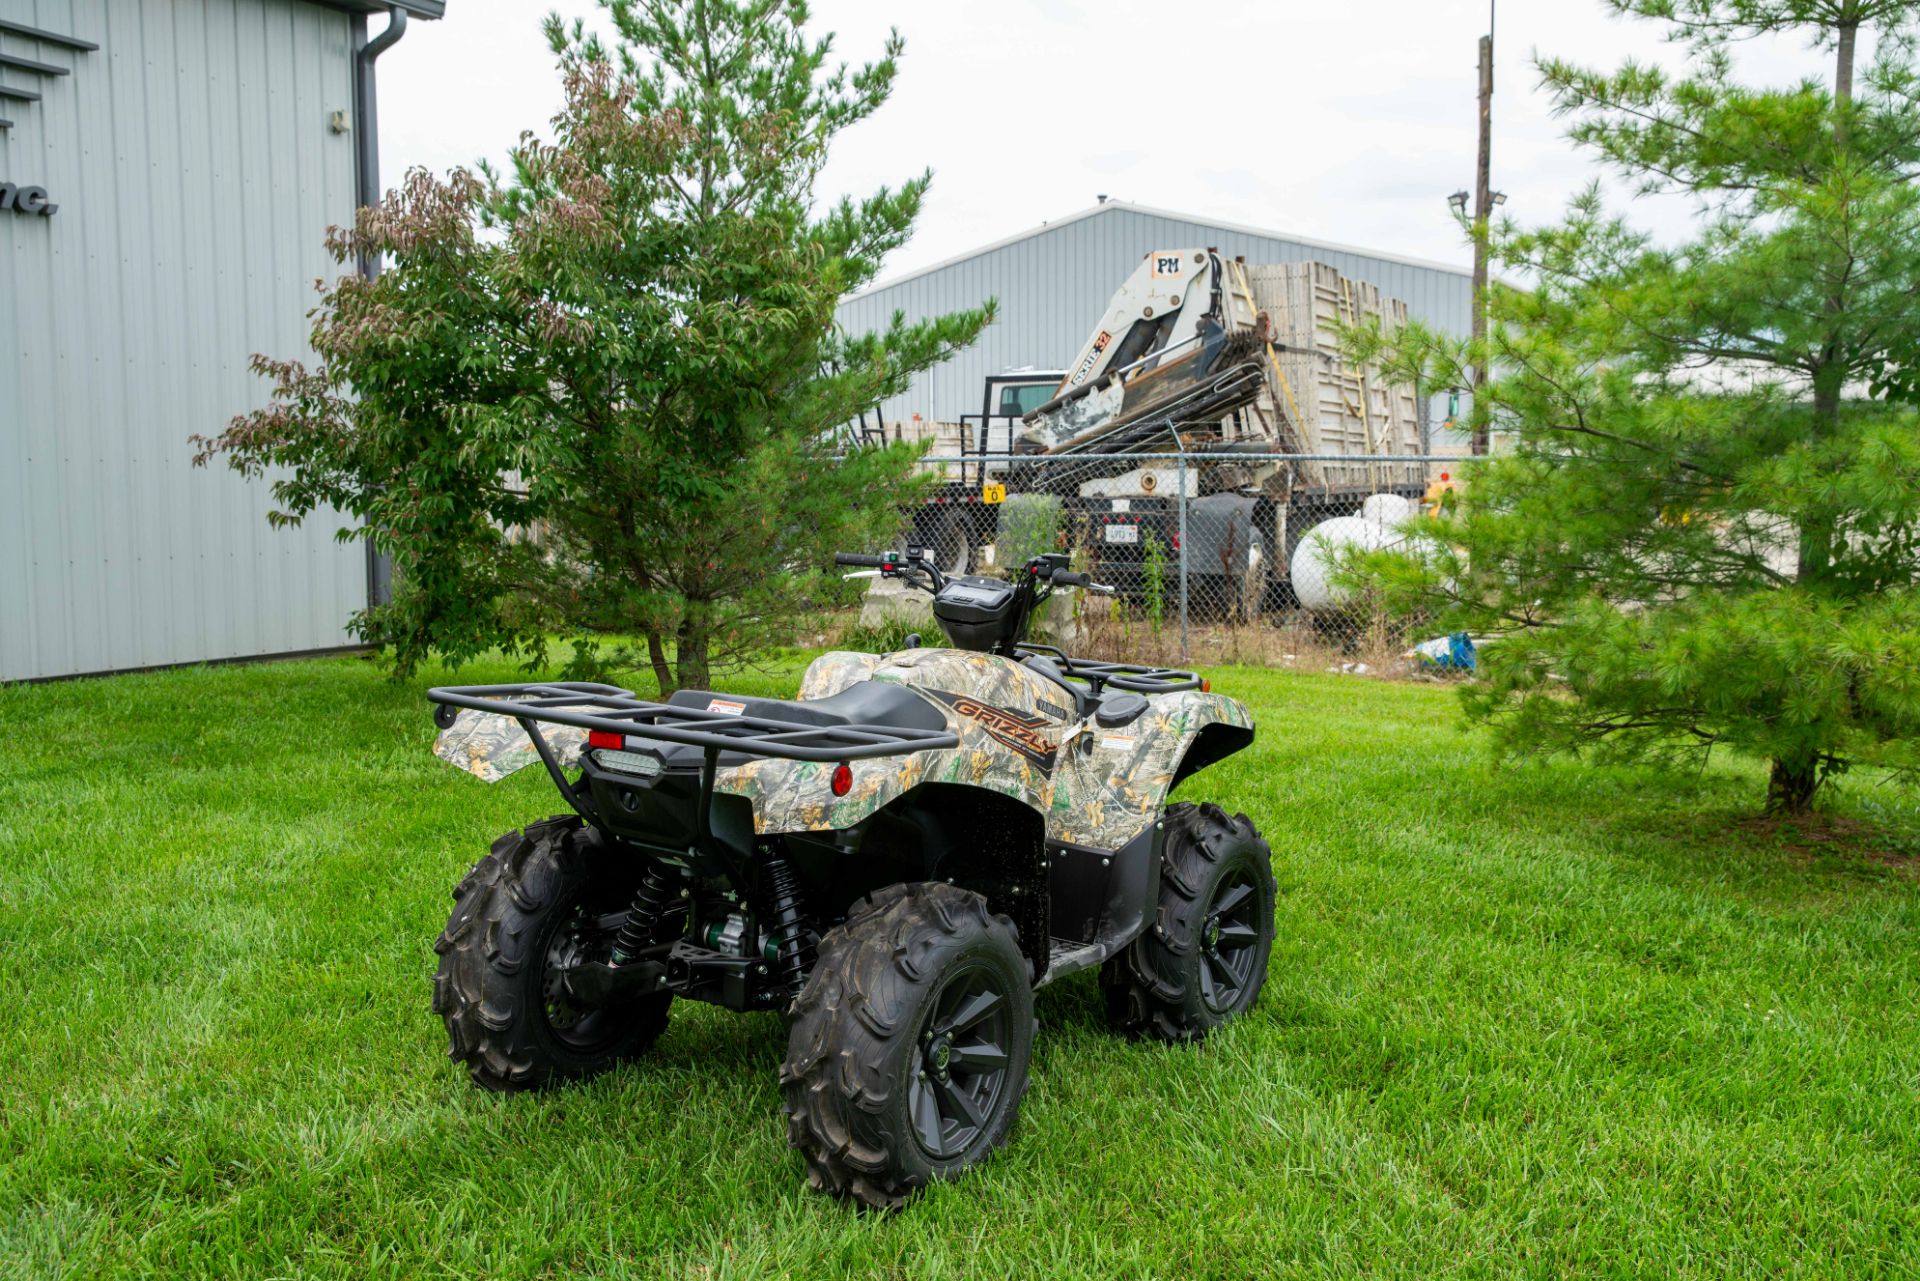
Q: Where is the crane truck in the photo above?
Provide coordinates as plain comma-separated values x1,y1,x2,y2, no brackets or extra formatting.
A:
888,249,1433,615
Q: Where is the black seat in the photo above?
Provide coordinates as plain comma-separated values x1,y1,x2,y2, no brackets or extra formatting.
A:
666,681,946,733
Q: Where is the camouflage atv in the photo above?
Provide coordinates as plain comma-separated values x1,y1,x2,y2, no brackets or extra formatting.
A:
426,550,1274,1208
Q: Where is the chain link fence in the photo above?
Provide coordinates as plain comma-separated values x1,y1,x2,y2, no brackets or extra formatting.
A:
866,451,1471,673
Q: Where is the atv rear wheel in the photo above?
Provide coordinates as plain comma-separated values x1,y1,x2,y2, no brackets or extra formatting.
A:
433,816,671,1091
780,882,1035,1209
1100,802,1275,1041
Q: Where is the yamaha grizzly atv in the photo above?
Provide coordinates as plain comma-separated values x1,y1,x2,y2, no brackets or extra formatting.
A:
426,551,1273,1208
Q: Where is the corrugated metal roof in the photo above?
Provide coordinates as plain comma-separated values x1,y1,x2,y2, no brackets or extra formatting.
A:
308,1,446,17
835,202,1477,429
850,199,1472,302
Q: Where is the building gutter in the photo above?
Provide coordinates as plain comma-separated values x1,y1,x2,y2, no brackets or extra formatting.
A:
350,6,408,610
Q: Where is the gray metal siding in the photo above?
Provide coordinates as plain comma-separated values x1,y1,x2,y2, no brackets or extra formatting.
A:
1,0,365,680
836,205,1475,429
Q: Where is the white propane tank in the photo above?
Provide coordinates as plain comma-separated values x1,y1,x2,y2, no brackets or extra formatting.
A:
1360,493,1416,526
1290,515,1403,612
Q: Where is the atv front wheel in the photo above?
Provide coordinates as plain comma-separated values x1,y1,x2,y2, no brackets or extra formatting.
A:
432,816,671,1091
780,882,1035,1209
1100,802,1275,1041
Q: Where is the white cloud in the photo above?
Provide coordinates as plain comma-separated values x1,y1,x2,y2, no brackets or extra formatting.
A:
373,0,1873,282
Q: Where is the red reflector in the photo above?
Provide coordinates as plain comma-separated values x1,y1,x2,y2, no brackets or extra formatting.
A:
587,730,624,750
1441,472,1450,481
831,763,853,796
1200,679,1211,693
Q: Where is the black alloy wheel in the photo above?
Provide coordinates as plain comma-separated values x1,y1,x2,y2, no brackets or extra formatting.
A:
1196,872,1264,1013
434,817,672,1090
908,962,1016,1159
1100,801,1276,1041
782,882,1036,1209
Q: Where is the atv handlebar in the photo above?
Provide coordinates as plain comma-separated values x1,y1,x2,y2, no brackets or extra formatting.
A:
836,549,1112,597
1044,567,1116,595
835,549,948,592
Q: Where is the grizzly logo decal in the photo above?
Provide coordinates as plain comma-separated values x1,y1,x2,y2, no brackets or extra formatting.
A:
920,689,1059,773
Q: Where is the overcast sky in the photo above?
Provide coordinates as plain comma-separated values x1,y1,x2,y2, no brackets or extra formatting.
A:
373,0,1857,285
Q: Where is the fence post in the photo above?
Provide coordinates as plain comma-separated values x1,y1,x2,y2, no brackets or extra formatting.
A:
1176,450,1190,661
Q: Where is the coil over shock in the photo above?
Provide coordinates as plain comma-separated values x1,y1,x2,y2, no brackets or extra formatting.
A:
610,863,680,966
759,854,815,994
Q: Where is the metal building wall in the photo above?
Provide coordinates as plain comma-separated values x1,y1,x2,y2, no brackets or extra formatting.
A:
1,0,365,681
834,202,1475,429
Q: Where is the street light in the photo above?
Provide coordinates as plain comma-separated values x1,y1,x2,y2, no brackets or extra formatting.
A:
1491,190,1508,206
1448,190,1470,214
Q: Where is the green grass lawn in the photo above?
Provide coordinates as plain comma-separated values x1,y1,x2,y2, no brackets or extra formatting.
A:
2,653,1917,1279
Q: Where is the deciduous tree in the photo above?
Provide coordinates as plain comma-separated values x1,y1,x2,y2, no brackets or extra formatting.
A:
196,0,989,692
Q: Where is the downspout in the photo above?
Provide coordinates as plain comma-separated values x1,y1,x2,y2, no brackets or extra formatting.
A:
352,7,408,610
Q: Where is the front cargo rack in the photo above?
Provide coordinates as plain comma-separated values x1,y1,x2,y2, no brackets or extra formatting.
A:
428,682,959,763
1012,649,1204,695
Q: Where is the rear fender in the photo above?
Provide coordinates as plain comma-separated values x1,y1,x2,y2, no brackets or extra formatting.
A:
731,649,1064,835
713,730,1053,835
1046,691,1254,850
432,707,585,783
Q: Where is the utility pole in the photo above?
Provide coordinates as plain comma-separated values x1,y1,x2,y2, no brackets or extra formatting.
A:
1470,12,1493,455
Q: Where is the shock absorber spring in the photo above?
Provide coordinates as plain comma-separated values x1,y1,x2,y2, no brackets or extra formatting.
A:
759,854,815,995
610,863,679,966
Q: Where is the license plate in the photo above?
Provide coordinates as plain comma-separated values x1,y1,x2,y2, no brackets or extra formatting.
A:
982,483,1006,505
1104,524,1139,545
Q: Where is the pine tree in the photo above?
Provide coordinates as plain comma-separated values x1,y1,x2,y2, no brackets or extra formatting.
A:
1351,0,1920,812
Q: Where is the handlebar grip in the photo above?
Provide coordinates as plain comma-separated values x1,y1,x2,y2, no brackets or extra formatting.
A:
835,553,887,568
1050,569,1117,594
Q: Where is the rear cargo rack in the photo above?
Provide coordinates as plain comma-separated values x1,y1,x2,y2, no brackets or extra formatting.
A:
428,682,959,763
430,681,961,837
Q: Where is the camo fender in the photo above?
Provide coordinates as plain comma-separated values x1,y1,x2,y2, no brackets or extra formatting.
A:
432,705,587,784
718,650,1072,833
1046,690,1253,849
